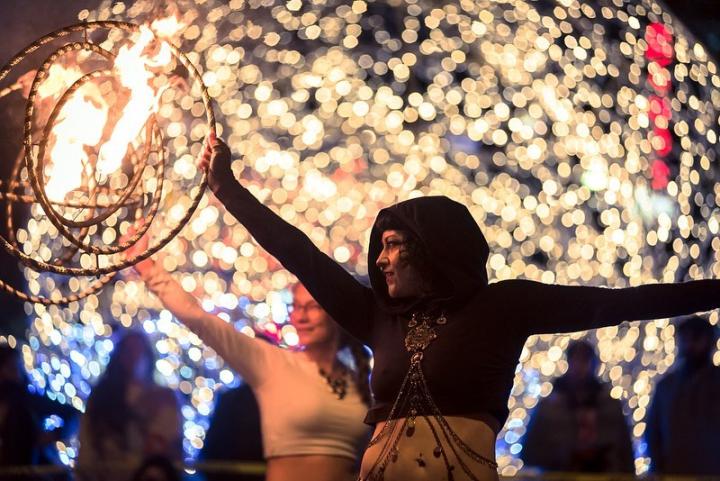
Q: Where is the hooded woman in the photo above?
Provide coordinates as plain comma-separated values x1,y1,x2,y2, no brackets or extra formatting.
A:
199,135,720,481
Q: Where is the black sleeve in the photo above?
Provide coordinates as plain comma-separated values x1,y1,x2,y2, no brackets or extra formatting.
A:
490,279,720,336
214,183,376,343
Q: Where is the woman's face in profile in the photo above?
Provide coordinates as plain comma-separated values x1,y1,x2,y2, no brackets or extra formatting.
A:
376,229,423,299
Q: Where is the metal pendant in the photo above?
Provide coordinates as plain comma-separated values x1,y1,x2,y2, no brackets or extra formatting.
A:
406,418,416,437
404,321,437,353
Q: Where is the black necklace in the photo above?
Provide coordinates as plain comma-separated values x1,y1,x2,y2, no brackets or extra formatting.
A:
319,365,348,400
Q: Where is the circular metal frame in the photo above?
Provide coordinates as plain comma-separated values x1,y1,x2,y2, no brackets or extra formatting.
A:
0,20,215,304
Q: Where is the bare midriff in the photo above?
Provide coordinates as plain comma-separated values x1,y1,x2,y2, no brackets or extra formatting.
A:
266,454,358,481
359,415,499,481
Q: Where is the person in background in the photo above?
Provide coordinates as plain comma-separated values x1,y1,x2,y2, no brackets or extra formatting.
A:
77,331,182,481
199,383,264,481
522,340,634,473
646,315,720,475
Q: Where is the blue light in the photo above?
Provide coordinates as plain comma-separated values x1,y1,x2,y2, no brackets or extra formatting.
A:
143,320,156,333
43,415,65,432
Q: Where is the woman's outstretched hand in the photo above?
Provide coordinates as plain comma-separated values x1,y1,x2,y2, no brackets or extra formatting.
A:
198,131,235,195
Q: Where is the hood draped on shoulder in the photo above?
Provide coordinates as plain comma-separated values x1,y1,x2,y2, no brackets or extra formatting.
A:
368,196,490,313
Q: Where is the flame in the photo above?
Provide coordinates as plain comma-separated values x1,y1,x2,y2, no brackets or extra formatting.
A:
96,25,172,176
37,65,84,99
45,84,108,202
43,20,179,201
38,65,108,203
151,16,186,39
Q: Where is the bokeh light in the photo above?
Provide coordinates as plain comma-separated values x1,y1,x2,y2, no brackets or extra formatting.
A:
6,0,720,473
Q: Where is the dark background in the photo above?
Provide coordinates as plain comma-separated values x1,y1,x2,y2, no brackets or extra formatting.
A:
0,0,718,337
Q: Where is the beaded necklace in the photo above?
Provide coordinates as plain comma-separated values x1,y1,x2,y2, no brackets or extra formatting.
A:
319,364,348,400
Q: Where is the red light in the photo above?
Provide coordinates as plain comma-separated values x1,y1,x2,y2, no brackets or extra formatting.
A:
651,160,670,190
651,128,673,156
649,95,671,125
645,23,673,67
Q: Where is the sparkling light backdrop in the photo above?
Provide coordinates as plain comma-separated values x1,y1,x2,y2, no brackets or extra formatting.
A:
3,0,719,474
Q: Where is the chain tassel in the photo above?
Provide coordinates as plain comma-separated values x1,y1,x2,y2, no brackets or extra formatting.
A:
360,312,498,481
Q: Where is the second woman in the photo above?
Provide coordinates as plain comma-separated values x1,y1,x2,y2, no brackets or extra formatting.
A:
131,246,371,481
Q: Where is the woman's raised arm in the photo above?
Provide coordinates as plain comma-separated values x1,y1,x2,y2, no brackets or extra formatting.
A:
491,278,720,336
199,135,376,343
135,259,274,388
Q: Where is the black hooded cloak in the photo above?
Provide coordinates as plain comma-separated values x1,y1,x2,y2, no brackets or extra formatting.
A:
367,196,489,312
215,184,720,431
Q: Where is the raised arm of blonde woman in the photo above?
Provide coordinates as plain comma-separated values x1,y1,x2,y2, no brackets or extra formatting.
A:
133,251,275,389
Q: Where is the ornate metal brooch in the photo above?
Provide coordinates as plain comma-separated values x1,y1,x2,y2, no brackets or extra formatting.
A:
404,312,446,353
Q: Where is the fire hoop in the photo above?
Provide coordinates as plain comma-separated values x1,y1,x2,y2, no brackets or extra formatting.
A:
0,20,215,304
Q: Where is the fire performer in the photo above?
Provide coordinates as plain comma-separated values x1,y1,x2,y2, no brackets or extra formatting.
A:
128,237,372,481
199,133,720,481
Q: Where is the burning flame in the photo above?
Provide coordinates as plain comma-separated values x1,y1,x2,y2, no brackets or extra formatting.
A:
37,65,84,99
96,26,168,176
46,87,108,202
151,16,186,39
42,18,184,201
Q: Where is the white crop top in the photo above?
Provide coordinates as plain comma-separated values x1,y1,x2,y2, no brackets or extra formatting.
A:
143,263,370,460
